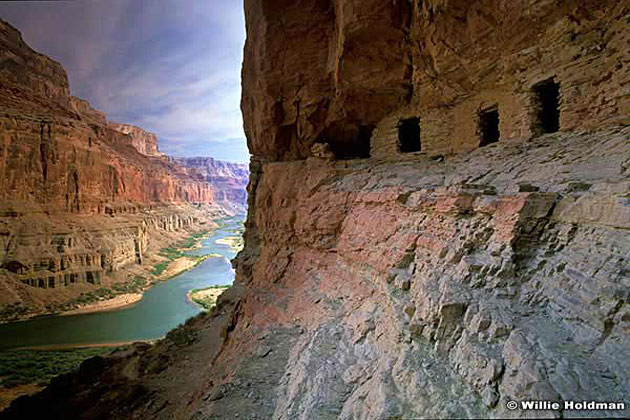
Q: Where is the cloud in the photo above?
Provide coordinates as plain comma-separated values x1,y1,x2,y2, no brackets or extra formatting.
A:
0,0,249,163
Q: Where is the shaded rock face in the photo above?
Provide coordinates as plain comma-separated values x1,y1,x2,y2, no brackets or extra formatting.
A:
7,128,629,420
242,0,413,161
171,157,250,210
242,0,628,161
109,123,163,157
228,128,629,419
0,19,69,101
0,19,243,318
228,1,630,417
3,2,630,419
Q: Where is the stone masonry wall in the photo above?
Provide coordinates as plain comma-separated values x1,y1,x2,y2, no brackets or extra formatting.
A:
372,0,629,159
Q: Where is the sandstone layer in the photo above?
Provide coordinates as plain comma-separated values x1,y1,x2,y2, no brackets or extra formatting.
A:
109,123,164,157
2,1,629,419
0,19,247,320
171,157,250,212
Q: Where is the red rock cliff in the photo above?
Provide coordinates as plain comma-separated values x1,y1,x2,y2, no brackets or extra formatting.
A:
109,123,163,157
171,157,249,209
229,1,630,417
0,19,220,212
242,0,628,161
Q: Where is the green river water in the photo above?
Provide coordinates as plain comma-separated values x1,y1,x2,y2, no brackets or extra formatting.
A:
0,215,244,350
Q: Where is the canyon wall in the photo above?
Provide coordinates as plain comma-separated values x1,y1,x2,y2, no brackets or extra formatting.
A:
3,1,629,419
109,123,163,157
171,157,249,210
0,19,245,320
228,2,630,417
241,0,628,161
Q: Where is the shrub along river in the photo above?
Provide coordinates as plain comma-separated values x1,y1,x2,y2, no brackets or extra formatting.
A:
0,215,244,350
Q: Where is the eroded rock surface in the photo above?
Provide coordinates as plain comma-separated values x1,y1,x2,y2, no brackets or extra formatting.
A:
242,0,628,161
6,127,628,419
109,123,164,157
171,157,250,212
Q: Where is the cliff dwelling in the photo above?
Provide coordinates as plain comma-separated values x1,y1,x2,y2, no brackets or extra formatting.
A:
478,106,500,147
398,117,421,153
329,125,373,159
533,78,561,134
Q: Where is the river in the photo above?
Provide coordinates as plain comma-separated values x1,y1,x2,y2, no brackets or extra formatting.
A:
0,214,244,350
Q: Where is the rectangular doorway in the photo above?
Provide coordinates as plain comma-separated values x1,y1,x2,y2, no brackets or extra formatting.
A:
478,106,500,147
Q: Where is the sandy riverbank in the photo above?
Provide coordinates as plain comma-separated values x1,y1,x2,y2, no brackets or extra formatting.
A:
187,286,228,310
60,293,143,316
215,236,244,252
58,255,208,317
160,256,201,279
14,340,156,351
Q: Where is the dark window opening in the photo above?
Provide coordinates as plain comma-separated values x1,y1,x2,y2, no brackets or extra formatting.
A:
3,260,26,274
330,125,373,159
398,117,421,153
533,79,560,134
478,106,500,147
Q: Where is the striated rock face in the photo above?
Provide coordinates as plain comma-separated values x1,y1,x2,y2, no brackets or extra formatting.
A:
3,1,629,419
68,97,107,125
0,19,245,319
218,1,630,416
7,127,629,419
0,114,215,212
0,203,219,317
0,19,69,101
171,157,250,210
109,123,163,157
224,128,629,419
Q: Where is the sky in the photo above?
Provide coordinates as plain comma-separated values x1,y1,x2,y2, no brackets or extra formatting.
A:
0,0,249,163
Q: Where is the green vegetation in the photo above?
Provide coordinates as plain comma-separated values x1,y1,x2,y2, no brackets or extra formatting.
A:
112,275,147,293
177,231,207,250
224,225,245,235
163,311,208,347
159,247,184,260
0,304,30,323
223,235,244,252
189,285,230,310
151,262,170,276
0,348,117,388
151,231,209,276
53,287,117,312
1,229,219,322
45,276,147,314
164,324,199,347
